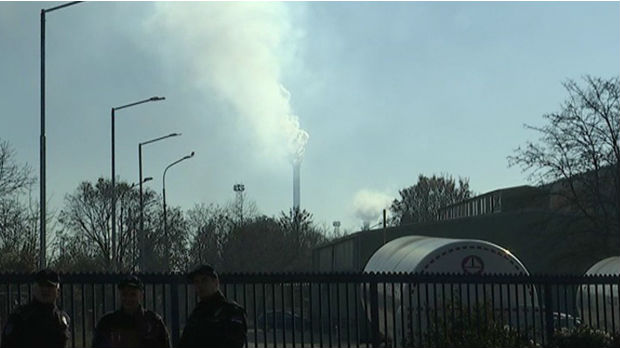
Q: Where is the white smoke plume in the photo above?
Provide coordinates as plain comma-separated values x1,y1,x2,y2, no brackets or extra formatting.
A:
352,189,393,226
145,2,308,164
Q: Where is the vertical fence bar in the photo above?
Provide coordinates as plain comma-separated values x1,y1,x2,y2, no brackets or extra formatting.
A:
369,280,380,348
391,282,396,348
252,283,258,348
450,282,456,346
363,281,370,348
81,283,86,347
515,283,521,332
262,283,267,348
408,282,414,348
544,283,554,344
112,283,117,313
354,281,360,348
382,282,388,348
281,282,286,346
424,282,430,348
571,282,578,329
563,283,569,330
400,282,405,348
171,279,180,348
522,282,528,342
92,282,96,346
185,283,189,323
601,282,608,332
587,281,593,329
416,282,422,348
318,282,323,348
70,284,75,348
16,282,21,307
346,282,351,348
610,283,616,335
615,281,620,333
433,282,439,345
474,281,480,339
328,282,333,347
152,284,156,313
482,281,488,333
162,283,167,322
506,283,512,328
466,281,472,334
441,282,447,344
272,282,276,348
309,282,314,348
243,283,248,348
530,283,537,344
299,282,304,348
538,281,545,346
337,282,341,348
5,283,10,315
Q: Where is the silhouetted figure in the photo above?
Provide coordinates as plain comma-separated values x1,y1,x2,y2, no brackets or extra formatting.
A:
178,264,247,348
92,275,171,348
1,269,70,348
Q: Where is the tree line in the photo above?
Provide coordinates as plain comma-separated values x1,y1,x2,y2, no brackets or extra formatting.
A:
0,75,617,273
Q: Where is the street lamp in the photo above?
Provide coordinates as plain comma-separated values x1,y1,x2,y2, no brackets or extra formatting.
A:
111,96,165,270
138,132,181,271
162,151,195,271
40,1,83,270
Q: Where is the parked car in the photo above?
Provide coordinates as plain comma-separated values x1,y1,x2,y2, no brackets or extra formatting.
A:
256,311,311,331
553,312,582,330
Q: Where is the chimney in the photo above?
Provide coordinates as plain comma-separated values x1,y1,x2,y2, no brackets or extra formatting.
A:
293,162,300,209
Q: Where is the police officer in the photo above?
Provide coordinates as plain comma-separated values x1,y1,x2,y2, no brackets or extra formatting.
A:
92,275,171,348
1,269,70,348
178,264,247,348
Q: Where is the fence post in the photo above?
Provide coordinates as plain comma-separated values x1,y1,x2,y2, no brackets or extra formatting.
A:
370,277,381,348
170,276,181,347
543,283,555,344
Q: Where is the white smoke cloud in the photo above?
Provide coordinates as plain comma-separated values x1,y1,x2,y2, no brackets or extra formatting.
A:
352,189,393,225
144,2,308,164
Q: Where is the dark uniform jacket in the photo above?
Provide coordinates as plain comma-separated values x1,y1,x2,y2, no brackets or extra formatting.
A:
178,291,247,348
1,299,70,348
92,306,171,348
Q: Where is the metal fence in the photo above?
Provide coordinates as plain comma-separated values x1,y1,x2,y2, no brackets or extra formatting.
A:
0,272,618,347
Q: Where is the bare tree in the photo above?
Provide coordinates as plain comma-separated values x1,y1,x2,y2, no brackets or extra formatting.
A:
390,174,472,225
186,203,231,270
509,76,619,247
0,140,35,197
0,139,38,271
57,178,160,272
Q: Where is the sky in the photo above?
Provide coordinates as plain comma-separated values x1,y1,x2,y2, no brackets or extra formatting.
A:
0,1,619,234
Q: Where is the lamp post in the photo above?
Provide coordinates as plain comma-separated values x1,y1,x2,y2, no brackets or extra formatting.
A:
111,96,164,270
163,151,195,271
138,132,181,271
40,1,83,270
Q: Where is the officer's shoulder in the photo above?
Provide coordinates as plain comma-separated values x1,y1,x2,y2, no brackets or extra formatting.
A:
224,300,245,315
57,309,70,321
12,303,37,320
144,309,164,322
97,310,121,325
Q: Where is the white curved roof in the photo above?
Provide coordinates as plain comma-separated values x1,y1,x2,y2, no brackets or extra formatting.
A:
364,235,529,275
584,256,620,276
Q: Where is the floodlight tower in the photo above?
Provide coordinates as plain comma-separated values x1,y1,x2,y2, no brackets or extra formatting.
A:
233,183,245,223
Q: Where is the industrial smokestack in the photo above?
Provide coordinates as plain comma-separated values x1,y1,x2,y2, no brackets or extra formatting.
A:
293,162,300,209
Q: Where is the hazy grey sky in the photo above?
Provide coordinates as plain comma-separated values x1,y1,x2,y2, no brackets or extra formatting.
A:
1,1,618,232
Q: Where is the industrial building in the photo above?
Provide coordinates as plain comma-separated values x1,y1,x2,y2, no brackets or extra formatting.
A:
313,184,616,275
